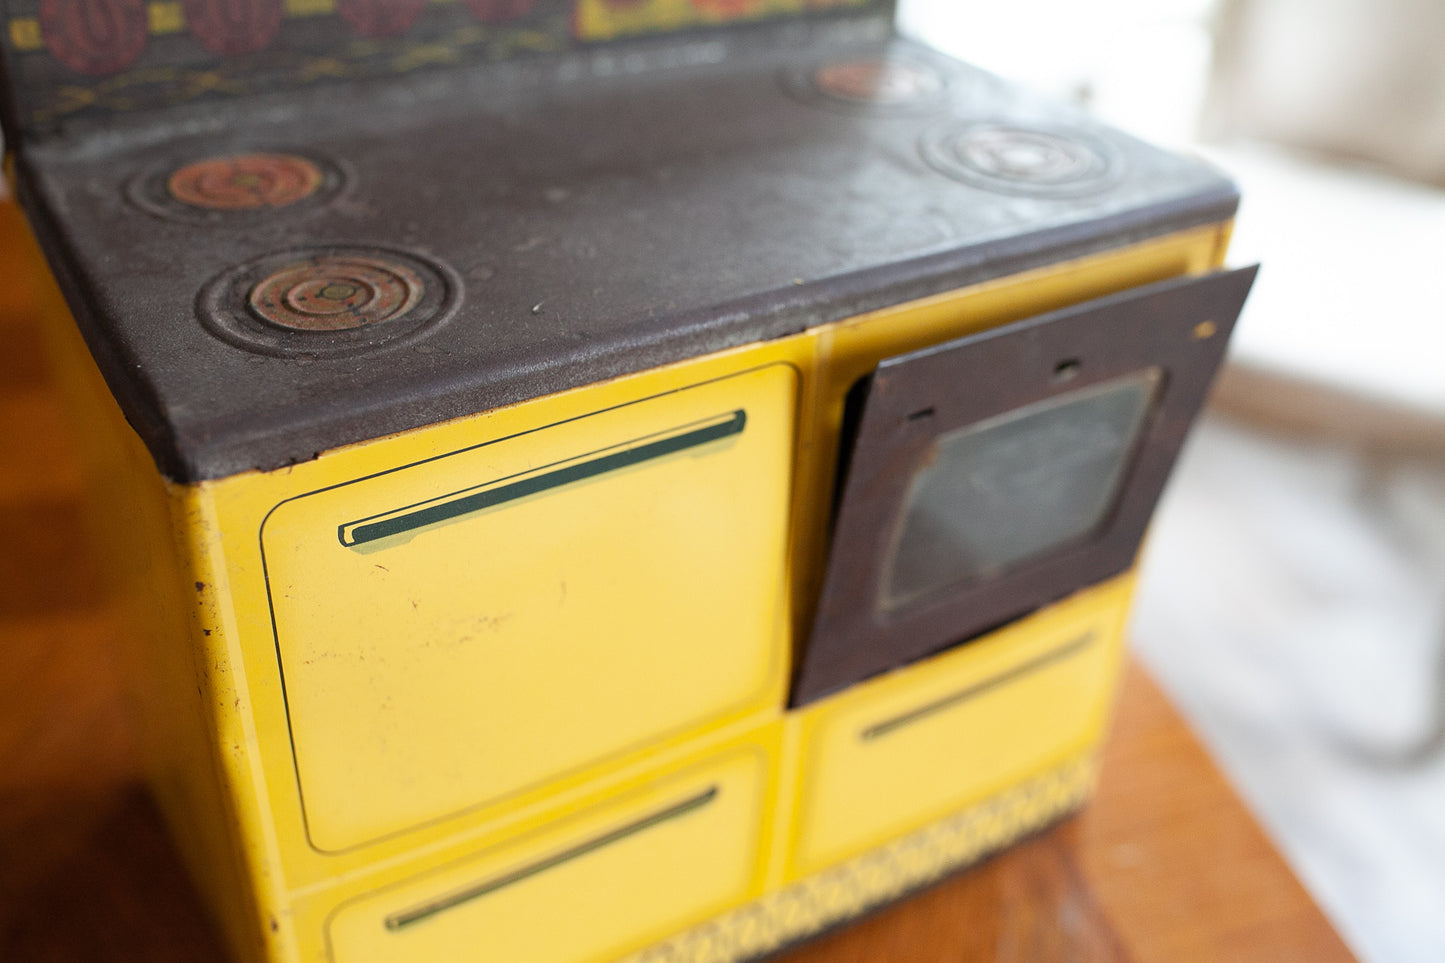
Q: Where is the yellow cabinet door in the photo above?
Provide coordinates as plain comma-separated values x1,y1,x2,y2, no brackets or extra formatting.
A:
789,577,1133,877
325,747,769,963
261,365,796,851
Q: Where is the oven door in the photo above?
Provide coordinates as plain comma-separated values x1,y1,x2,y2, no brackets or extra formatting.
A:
794,266,1258,705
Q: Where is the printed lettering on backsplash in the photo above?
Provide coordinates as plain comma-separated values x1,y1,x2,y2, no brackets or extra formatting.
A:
0,0,880,128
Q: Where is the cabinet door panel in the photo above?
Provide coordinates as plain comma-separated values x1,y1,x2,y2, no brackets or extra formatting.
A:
792,578,1131,875
262,365,795,850
328,750,767,963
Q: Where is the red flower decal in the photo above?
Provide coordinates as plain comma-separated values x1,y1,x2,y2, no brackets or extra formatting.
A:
464,0,537,24
336,0,428,38
688,0,766,16
182,0,284,56
39,0,148,76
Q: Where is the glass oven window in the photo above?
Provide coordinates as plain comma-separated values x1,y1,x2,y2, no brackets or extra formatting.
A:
884,368,1161,612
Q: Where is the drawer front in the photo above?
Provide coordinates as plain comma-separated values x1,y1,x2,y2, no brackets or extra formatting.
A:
262,365,796,851
790,577,1132,876
326,749,769,963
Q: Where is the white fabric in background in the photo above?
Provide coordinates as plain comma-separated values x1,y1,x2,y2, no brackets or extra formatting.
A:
1134,418,1445,963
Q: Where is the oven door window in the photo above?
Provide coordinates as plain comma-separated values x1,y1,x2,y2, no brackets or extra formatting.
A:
885,369,1160,613
794,266,1258,706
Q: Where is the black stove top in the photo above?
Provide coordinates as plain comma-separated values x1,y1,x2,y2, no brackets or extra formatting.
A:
9,23,1236,481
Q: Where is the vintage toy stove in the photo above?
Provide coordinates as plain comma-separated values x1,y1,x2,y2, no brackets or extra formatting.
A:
1,2,1254,961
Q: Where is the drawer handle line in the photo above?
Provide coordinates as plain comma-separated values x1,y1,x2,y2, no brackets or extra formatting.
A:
339,410,746,546
384,786,720,931
861,631,1098,741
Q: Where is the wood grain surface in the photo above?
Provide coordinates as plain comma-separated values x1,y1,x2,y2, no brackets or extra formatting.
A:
0,203,1356,962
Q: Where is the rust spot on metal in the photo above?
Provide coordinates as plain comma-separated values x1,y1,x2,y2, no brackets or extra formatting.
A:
168,154,324,210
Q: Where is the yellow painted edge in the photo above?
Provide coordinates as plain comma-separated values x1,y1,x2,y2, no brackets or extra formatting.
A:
9,17,40,51
171,483,301,962
284,0,337,16
148,2,186,34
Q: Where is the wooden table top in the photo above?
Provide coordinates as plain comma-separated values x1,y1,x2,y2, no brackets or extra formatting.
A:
0,203,1355,962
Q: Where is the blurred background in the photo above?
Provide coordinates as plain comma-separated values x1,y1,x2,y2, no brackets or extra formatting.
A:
902,1,1445,961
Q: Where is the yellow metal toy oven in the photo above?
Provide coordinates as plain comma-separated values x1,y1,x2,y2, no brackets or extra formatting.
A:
1,2,1254,961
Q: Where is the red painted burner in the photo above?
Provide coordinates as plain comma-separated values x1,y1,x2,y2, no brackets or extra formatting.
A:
167,154,324,210
247,255,426,332
39,0,149,76
336,0,428,38
813,60,943,105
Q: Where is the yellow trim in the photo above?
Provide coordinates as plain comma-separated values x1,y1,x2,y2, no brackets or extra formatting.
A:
575,0,871,42
9,18,41,51
148,2,186,34
283,0,337,16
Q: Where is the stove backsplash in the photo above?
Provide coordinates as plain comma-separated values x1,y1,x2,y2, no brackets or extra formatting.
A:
0,0,887,138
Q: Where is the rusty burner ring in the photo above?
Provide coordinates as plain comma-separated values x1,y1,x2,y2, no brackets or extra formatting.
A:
248,256,425,332
168,153,325,210
197,247,456,358
128,150,344,223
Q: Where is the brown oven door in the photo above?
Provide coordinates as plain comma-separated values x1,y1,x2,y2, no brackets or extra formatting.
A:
794,266,1258,705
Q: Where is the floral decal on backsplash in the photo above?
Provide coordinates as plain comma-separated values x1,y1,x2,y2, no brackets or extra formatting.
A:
3,0,876,125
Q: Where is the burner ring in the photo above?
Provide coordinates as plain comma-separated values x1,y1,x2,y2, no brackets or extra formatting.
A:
128,150,346,223
198,247,458,358
249,256,425,331
168,154,325,210
921,122,1120,197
